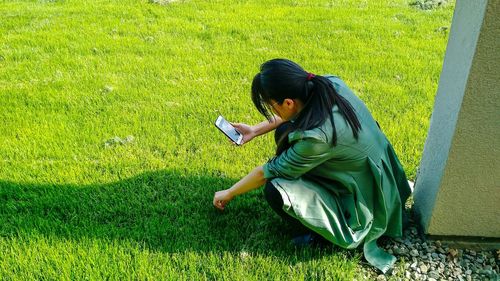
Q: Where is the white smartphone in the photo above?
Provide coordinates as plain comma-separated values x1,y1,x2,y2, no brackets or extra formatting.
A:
214,115,243,145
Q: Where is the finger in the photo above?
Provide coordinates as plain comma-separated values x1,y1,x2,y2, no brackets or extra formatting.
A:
219,200,226,210
215,200,225,211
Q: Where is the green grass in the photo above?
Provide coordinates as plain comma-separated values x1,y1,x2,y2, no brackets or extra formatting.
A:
0,0,454,279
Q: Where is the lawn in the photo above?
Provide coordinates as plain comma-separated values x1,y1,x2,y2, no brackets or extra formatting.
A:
0,0,454,279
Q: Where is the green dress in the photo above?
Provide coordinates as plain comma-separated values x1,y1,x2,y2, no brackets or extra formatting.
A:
262,76,411,273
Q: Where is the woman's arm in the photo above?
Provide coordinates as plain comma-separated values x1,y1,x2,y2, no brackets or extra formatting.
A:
232,115,284,144
252,115,284,136
213,166,266,210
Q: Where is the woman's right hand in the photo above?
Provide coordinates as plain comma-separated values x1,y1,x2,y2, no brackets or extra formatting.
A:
213,189,234,211
231,122,256,145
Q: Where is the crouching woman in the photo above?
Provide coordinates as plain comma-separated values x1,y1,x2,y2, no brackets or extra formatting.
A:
213,59,411,273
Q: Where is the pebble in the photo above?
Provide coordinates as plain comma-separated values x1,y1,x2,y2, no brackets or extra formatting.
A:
428,270,440,279
478,269,495,277
420,264,429,274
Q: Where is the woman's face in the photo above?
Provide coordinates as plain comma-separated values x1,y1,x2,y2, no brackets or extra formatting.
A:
269,98,303,121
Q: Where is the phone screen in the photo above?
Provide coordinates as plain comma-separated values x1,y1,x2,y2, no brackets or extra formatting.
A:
215,116,242,144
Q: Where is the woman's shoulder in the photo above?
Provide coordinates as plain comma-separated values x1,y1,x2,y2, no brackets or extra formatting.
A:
323,74,342,84
324,74,370,117
323,75,351,94
287,120,338,145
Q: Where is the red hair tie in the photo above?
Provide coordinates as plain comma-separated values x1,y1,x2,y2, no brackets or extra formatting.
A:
307,73,315,81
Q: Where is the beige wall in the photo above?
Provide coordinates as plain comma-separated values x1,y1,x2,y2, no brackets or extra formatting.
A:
413,0,500,237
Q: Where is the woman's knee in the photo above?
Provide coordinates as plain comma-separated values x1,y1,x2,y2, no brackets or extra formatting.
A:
264,181,283,210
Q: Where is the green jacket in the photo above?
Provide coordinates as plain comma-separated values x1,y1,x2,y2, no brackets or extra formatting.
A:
262,76,411,273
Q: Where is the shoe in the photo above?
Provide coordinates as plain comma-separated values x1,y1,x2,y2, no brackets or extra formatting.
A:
291,233,315,247
291,232,330,248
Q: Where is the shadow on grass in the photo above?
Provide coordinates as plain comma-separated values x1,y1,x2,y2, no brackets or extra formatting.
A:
0,169,351,261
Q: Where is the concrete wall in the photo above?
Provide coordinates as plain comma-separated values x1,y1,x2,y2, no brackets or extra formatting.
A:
413,0,500,237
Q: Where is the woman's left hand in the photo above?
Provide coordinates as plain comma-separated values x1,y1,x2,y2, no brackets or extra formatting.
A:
213,189,234,211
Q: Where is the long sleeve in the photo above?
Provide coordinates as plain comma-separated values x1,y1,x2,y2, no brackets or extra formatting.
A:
263,137,333,180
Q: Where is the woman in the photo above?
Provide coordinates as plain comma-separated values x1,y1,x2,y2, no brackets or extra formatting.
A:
213,59,411,273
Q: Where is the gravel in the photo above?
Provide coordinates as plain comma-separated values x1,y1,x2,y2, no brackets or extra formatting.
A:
358,218,499,280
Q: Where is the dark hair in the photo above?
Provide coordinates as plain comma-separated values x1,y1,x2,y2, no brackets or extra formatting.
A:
251,58,361,154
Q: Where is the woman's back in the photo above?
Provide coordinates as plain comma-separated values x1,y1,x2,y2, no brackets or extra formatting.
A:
285,76,390,178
